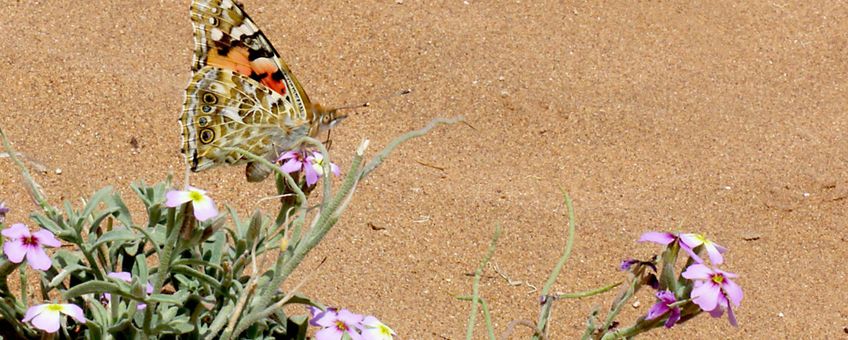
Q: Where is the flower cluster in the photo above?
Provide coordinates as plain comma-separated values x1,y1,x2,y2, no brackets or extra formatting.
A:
308,307,396,340
638,231,743,327
2,219,86,333
278,149,340,186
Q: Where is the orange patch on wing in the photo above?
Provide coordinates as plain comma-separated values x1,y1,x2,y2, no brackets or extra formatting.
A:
251,58,287,95
208,47,252,77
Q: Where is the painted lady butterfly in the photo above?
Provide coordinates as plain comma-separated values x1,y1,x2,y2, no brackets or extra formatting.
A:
179,0,345,182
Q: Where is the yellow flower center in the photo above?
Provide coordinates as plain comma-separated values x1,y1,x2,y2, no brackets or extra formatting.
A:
46,304,64,312
711,273,725,284
188,191,204,202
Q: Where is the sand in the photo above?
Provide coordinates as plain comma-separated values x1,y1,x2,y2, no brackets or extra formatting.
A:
1,1,846,338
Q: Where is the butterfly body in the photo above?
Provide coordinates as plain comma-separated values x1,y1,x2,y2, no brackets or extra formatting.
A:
180,0,344,181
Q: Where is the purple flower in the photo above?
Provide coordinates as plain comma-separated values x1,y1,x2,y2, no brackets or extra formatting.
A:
645,290,681,328
278,150,339,186
361,315,396,340
279,150,320,186
1,223,61,271
104,272,154,310
164,186,219,221
618,258,657,272
0,201,9,224
22,303,86,333
679,233,727,265
309,306,364,340
681,264,743,326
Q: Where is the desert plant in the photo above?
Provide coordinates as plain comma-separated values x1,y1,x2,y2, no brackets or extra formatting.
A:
0,117,460,339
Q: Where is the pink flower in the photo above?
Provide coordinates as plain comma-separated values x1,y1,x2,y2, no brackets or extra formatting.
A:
164,186,218,221
639,231,725,264
1,223,61,271
278,150,339,186
645,290,680,328
681,264,743,326
104,272,154,310
22,303,86,333
309,307,364,340
679,233,727,265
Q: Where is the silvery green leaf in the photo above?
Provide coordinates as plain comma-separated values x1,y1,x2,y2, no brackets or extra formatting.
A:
79,187,113,229
91,228,138,249
49,264,90,288
64,281,121,300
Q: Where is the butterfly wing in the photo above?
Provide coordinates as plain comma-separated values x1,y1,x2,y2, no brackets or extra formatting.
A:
180,66,310,175
189,0,314,118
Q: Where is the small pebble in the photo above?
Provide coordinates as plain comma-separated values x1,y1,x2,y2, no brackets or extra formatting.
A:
395,0,403,3
631,301,640,308
778,312,784,318
55,168,62,175
500,90,510,97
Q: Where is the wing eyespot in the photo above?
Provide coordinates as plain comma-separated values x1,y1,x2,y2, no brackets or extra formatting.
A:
201,105,213,113
198,116,209,127
202,92,218,104
200,129,215,144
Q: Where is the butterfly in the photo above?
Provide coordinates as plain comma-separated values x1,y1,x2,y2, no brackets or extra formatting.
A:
179,0,346,182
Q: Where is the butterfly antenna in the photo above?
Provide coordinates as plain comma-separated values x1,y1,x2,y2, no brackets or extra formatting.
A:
332,88,412,111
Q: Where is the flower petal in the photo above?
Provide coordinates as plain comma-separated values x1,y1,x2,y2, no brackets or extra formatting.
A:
638,232,676,245
32,230,61,248
3,239,27,263
313,308,338,328
59,304,86,323
337,309,364,329
107,272,133,282
192,196,218,222
680,242,706,263
280,159,303,173
2,223,30,239
678,233,703,248
330,163,340,176
725,299,738,326
681,264,712,280
164,190,192,208
22,304,46,322
315,327,344,340
722,277,744,306
690,282,720,311
25,245,53,271
304,163,320,186
29,308,61,333
665,307,681,328
703,242,724,265
277,151,298,162
656,290,676,304
708,306,724,318
646,302,670,320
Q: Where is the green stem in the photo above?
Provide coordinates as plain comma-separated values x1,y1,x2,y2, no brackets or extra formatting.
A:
534,191,576,339
466,225,501,340
0,127,57,216
456,296,495,340
556,281,622,299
